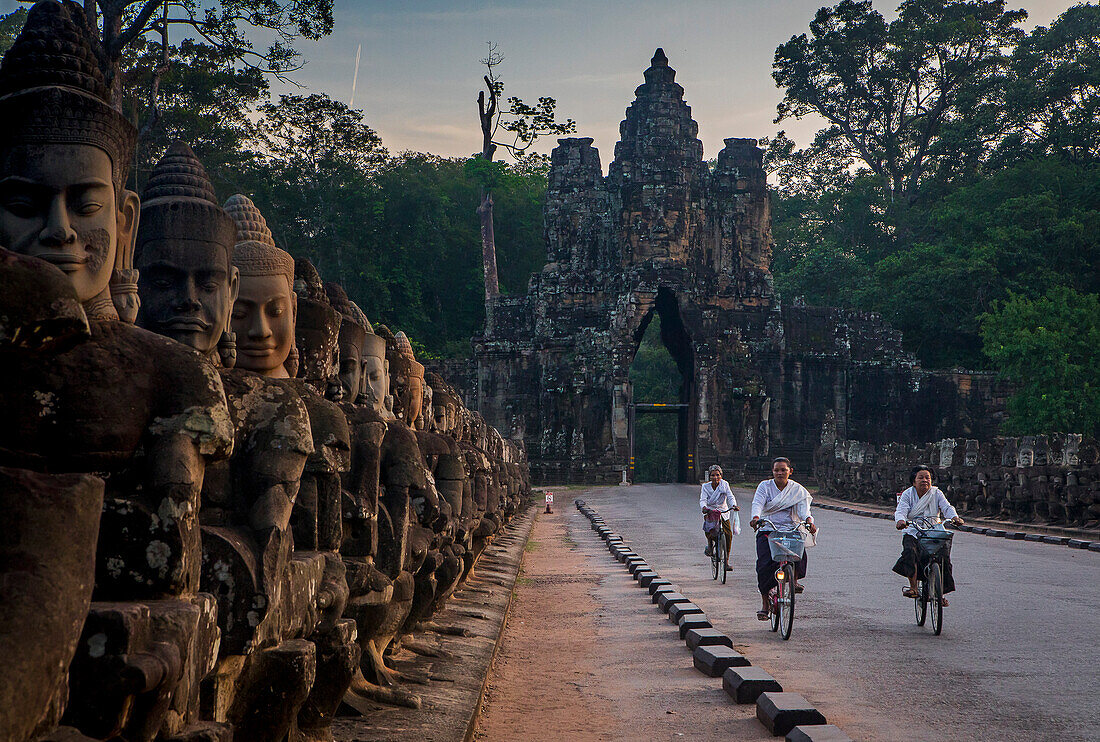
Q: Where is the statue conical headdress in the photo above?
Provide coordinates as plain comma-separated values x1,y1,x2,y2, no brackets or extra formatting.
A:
0,1,136,192
394,331,415,361
136,142,236,261
225,194,293,284
224,193,276,248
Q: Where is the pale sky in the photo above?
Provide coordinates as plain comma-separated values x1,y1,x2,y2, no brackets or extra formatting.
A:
1,0,1077,164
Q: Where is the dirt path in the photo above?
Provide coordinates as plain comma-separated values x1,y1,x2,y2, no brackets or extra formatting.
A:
475,506,770,742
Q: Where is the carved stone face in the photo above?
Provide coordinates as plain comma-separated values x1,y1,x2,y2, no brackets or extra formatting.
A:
0,143,137,307
137,240,238,356
417,382,432,430
404,374,424,428
232,273,296,377
361,352,389,416
337,348,362,404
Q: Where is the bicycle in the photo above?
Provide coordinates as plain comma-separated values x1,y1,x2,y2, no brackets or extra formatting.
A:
904,515,954,636
758,518,806,640
703,507,735,584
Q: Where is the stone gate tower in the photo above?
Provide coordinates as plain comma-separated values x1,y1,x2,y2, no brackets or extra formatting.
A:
474,50,1002,484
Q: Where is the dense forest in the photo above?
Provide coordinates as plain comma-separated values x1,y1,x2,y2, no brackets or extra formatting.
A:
1,0,1097,437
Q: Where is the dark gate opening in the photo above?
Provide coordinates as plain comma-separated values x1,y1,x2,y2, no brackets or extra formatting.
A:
627,288,695,483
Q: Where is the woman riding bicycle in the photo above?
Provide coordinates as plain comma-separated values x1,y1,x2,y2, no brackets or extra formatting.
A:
750,457,816,620
894,465,964,605
700,464,739,572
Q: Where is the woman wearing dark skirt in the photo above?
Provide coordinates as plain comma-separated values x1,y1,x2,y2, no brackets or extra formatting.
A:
893,465,964,605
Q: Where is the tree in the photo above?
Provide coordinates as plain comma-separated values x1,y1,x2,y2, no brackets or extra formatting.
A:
244,93,387,284
121,37,269,191
0,6,27,56
772,0,1027,207
1000,3,1100,162
981,287,1100,435
473,43,574,305
77,0,333,108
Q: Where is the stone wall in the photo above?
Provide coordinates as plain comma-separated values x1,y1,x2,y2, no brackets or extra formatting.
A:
814,434,1100,526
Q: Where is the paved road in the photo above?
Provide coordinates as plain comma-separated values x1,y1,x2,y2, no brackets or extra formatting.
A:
574,483,1100,742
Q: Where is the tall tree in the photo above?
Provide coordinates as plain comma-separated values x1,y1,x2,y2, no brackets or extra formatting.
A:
78,0,333,108
772,0,1027,206
473,43,574,305
0,6,27,56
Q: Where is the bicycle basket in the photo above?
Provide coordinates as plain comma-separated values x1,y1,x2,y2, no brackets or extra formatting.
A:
916,530,953,559
768,531,805,562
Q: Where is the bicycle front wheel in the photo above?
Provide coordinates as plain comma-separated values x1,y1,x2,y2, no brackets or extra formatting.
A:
779,564,795,640
930,562,944,635
711,536,720,580
720,532,729,584
914,577,927,626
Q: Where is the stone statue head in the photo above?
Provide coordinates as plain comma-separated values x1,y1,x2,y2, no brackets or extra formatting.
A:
383,329,424,428
0,1,140,322
427,372,461,435
292,259,341,392
135,143,238,359
361,322,389,417
324,282,368,403
225,194,296,378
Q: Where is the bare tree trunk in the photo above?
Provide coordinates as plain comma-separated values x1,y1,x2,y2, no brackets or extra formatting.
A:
477,83,500,312
478,189,498,301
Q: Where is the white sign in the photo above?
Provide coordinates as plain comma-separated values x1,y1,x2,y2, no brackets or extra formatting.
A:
545,493,554,504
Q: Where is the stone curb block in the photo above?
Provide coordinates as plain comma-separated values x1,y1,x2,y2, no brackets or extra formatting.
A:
678,616,712,639
756,692,826,737
723,666,782,704
616,551,637,563
685,627,732,649
668,602,704,623
1007,532,1025,540
692,645,749,677
1043,535,1070,545
657,591,690,612
784,725,852,742
651,585,675,602
1024,533,1044,542
648,580,672,595
1090,543,1100,552
1069,539,1090,549
638,572,659,587
628,562,649,576
634,568,657,581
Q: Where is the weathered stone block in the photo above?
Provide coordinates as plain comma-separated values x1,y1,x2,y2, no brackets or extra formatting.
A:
685,626,733,649
678,616,712,639
638,572,660,587
647,579,672,594
651,585,675,603
785,724,852,742
657,591,689,611
1042,535,1070,545
668,602,704,623
756,693,826,736
723,666,781,704
693,645,749,676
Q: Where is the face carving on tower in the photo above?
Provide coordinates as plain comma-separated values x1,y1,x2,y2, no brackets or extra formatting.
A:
224,194,297,378
0,1,139,320
135,143,239,357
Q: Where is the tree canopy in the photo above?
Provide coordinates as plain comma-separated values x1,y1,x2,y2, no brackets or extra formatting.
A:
769,0,1100,434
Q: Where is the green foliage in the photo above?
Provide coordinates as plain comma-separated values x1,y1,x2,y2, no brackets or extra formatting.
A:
773,0,1027,205
770,1,1100,435
980,288,1100,434
0,6,27,57
630,315,682,482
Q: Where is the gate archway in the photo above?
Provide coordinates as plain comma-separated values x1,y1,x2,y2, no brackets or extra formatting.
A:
626,287,696,483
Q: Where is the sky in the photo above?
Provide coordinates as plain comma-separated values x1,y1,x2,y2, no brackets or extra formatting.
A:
1,0,1078,165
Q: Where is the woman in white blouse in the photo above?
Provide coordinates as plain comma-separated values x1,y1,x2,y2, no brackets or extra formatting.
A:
700,464,739,571
893,465,964,605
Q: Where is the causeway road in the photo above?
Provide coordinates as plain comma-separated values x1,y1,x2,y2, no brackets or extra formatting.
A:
572,483,1100,742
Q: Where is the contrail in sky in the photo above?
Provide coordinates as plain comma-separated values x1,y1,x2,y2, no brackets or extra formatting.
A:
350,43,361,107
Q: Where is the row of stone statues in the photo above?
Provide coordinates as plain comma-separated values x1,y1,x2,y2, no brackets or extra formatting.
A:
815,435,1100,526
0,3,531,741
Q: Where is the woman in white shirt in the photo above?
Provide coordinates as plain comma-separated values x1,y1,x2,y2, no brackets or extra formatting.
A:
700,465,739,571
893,465,964,605
749,458,816,620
